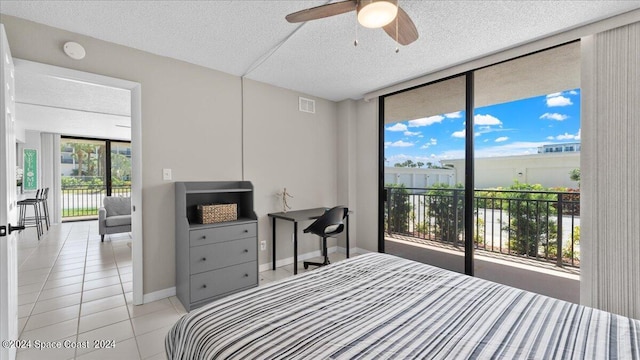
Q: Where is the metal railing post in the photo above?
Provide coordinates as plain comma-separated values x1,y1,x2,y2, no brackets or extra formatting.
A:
453,190,459,246
556,193,563,267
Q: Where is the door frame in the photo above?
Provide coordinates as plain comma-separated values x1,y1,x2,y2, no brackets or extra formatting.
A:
14,59,144,305
1,24,18,360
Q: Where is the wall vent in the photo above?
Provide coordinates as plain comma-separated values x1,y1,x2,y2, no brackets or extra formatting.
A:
299,97,315,114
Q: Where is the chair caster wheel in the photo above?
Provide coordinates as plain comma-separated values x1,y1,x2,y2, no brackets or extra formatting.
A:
303,263,309,269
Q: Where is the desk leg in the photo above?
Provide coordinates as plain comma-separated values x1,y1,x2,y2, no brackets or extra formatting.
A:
346,214,350,259
272,217,276,271
293,222,298,275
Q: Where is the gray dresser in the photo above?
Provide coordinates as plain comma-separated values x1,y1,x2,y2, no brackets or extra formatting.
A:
175,181,258,311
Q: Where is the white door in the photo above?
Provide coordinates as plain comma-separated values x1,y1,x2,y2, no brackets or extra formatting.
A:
0,24,19,360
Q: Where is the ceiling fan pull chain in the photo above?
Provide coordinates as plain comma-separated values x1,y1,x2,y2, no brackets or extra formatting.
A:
395,13,400,53
354,3,359,47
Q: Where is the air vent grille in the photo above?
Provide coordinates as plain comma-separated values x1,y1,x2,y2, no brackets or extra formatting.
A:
299,97,315,114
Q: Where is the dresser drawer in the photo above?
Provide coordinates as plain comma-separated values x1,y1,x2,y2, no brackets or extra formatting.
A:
190,261,257,303
189,223,256,247
190,238,256,274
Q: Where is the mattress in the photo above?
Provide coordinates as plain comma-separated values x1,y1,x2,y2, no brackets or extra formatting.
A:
166,253,640,359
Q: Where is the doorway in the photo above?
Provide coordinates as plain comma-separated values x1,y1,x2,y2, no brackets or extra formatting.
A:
13,59,144,305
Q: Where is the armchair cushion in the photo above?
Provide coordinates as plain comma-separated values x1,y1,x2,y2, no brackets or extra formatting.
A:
104,197,131,217
105,215,131,227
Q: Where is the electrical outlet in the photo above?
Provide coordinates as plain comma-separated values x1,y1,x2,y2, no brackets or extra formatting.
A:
260,240,266,251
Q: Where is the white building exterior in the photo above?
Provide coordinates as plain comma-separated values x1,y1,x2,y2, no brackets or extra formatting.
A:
384,167,456,188
386,152,580,189
443,152,580,189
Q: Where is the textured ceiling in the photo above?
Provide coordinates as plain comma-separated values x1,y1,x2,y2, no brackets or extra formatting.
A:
2,1,640,101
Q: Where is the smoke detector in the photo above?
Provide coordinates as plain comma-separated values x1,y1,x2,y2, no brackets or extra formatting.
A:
63,42,86,60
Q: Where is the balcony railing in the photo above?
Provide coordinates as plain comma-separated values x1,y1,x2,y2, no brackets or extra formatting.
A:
385,187,580,267
62,185,131,219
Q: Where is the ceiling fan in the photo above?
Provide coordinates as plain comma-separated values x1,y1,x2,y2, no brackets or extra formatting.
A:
285,0,419,46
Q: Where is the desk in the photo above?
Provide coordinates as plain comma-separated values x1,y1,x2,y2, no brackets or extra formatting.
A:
268,207,349,275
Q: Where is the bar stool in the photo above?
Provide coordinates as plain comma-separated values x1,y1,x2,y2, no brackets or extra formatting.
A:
18,189,43,240
39,188,50,231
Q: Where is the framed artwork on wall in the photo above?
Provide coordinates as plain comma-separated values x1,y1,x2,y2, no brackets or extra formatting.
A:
23,148,37,191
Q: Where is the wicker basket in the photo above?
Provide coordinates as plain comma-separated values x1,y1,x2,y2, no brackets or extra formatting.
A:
198,203,237,224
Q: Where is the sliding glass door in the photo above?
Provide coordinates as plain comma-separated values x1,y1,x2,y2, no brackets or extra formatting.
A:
61,137,131,220
470,43,581,298
379,42,581,300
380,74,471,274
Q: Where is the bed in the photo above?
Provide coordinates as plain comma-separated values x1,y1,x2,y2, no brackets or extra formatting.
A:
166,253,640,359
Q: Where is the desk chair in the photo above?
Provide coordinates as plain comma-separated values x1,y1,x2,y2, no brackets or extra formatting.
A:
303,206,348,269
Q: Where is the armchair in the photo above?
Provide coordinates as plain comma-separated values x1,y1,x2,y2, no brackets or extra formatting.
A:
99,196,132,242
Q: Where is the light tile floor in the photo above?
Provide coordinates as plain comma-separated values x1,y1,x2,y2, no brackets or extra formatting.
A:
15,221,351,359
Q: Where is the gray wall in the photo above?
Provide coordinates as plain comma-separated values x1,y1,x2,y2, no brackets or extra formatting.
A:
242,78,339,267
0,15,342,295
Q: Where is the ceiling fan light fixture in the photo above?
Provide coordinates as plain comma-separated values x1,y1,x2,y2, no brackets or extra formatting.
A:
357,0,398,29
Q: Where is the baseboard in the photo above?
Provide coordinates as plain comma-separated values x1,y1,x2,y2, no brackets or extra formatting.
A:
143,287,176,304
258,246,366,272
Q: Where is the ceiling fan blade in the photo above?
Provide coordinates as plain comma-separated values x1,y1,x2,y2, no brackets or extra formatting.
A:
286,0,357,23
383,6,419,46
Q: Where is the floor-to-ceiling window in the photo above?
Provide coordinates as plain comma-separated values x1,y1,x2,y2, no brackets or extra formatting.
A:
381,74,471,274
61,137,131,220
379,42,581,301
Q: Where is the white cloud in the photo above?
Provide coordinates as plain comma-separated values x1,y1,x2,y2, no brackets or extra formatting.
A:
568,90,578,95
546,95,573,107
474,114,502,126
452,129,466,138
386,123,407,131
404,130,421,136
444,111,462,118
408,115,445,127
556,133,577,140
420,138,438,149
550,129,581,141
546,92,563,98
540,112,568,121
389,140,414,147
495,136,509,142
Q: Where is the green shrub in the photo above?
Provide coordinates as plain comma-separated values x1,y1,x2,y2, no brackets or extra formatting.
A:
425,183,464,244
385,184,411,234
503,181,557,257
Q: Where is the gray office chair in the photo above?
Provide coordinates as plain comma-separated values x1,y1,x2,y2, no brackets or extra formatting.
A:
303,206,348,269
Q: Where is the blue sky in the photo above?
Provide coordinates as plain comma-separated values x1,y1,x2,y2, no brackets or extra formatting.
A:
384,89,581,166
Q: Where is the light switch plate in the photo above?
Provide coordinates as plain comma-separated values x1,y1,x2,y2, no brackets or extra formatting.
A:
162,168,172,181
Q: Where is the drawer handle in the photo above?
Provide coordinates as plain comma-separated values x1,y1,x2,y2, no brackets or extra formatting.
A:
243,249,248,253
243,229,249,233
202,257,207,261
202,284,207,288
244,274,249,277
201,235,207,239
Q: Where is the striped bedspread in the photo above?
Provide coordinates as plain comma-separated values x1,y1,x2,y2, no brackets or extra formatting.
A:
166,253,640,359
